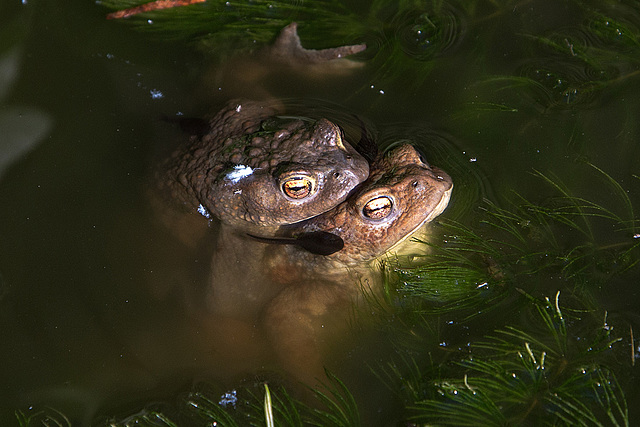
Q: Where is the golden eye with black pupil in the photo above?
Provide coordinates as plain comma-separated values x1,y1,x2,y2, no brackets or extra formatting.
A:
282,177,314,199
363,196,393,219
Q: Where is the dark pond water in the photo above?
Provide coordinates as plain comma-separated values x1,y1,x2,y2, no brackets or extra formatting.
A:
1,0,640,425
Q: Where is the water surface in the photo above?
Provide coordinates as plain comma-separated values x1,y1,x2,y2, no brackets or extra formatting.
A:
1,0,639,424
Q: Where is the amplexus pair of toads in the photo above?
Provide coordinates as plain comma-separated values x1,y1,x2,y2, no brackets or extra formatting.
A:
152,21,454,387
158,23,453,265
161,98,453,260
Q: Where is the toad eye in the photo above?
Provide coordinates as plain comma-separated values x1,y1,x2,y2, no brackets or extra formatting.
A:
362,196,393,220
282,176,315,199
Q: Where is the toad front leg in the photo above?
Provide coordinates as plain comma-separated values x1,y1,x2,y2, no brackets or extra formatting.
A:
263,280,354,388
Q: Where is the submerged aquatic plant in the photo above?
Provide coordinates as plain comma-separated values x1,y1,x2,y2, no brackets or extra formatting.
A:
99,0,369,56
366,163,638,424
15,407,72,427
89,369,360,426
389,162,640,320
473,3,640,111
405,292,629,426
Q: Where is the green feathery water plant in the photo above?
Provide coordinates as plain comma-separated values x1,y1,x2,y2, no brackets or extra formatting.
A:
389,162,639,319
264,383,274,427
403,291,629,426
477,4,640,110
15,407,72,427
99,0,368,58
104,410,178,427
86,368,361,426
362,164,637,424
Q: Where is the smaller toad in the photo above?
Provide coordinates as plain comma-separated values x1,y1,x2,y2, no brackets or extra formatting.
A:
258,143,453,385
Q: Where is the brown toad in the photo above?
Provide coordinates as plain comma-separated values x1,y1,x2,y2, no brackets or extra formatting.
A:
154,23,369,235
256,143,453,385
158,99,369,234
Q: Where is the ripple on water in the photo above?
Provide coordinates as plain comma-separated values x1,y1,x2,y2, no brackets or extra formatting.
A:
517,59,613,110
359,4,468,91
392,5,467,61
515,26,628,110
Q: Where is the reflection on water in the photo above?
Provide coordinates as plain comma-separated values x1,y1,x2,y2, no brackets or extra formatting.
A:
0,49,52,180
1,0,640,424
